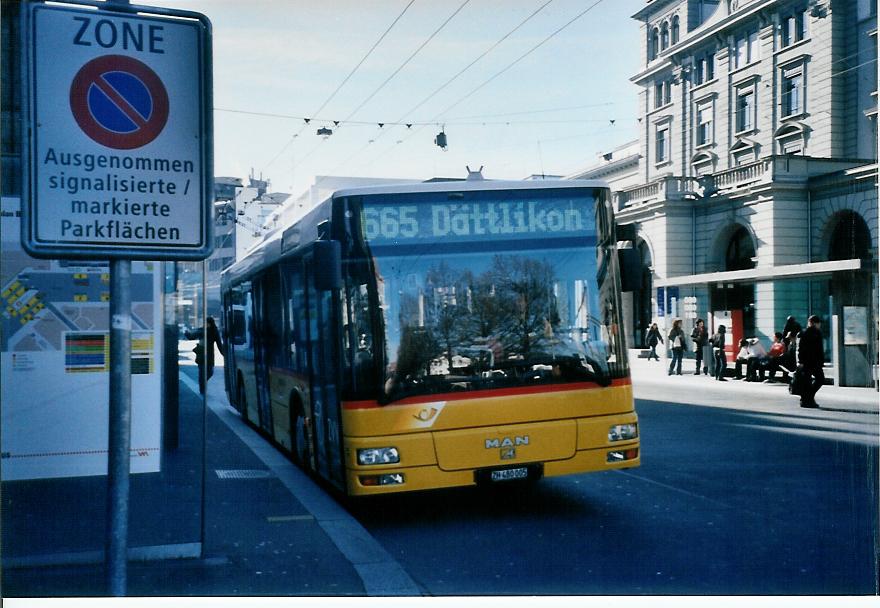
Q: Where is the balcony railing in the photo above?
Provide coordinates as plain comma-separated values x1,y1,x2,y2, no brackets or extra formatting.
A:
614,156,868,210
615,176,699,209
711,157,772,190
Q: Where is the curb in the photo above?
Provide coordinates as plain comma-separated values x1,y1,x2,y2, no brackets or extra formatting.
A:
203,382,423,597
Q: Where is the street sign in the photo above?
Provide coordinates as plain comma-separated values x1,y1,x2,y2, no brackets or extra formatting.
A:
22,1,213,260
69,54,170,150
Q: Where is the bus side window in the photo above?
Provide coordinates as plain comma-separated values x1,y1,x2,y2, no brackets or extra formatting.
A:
231,309,247,345
344,282,375,397
282,260,305,374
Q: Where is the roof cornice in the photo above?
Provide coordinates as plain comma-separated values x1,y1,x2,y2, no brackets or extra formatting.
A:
631,0,779,84
632,0,680,21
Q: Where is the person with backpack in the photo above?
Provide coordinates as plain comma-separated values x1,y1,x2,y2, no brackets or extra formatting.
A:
667,318,686,376
710,325,727,381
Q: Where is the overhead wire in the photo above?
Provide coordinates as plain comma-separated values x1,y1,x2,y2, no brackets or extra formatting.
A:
429,0,608,122
262,0,417,170
339,0,471,124
327,0,560,169
284,0,474,183
358,0,609,169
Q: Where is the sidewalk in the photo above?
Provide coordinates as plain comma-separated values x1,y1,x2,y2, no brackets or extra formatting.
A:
1,365,419,598
629,349,879,416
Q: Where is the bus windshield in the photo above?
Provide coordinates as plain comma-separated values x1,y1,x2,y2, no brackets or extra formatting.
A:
340,188,627,404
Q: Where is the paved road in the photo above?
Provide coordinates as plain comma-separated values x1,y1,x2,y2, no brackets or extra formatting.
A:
347,398,879,595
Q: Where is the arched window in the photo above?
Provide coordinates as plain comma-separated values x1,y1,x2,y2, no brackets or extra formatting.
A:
661,22,670,50
725,226,756,271
671,16,680,45
829,211,872,261
650,28,660,59
774,123,806,155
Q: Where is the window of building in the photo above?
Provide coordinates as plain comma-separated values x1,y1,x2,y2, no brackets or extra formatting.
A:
1,1,22,198
775,124,805,154
735,88,755,132
693,50,715,85
692,151,715,176
671,16,680,45
661,22,670,51
696,101,713,147
781,10,808,47
731,141,757,166
857,0,877,20
654,79,672,108
734,29,760,69
725,226,756,271
696,0,720,26
655,125,670,164
781,66,805,117
650,27,660,60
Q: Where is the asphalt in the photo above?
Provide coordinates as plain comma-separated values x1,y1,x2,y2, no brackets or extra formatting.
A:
2,352,876,598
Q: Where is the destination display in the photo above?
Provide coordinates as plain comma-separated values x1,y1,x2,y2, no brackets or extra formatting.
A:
360,196,595,245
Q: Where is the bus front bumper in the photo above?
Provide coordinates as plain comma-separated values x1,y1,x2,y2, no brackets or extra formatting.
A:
346,441,640,496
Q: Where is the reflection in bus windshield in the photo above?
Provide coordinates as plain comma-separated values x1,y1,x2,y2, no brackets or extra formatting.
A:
373,248,615,404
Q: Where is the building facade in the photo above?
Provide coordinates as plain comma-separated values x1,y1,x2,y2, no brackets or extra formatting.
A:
607,0,877,386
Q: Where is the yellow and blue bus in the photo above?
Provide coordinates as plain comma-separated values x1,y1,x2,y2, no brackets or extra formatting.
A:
220,179,639,496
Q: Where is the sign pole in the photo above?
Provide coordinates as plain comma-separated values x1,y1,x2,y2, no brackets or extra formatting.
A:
106,257,132,596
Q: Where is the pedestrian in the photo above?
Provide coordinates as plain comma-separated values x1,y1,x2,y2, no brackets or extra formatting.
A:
744,338,768,382
710,324,727,381
186,316,225,394
645,323,663,361
690,318,708,375
782,315,802,369
667,318,686,375
797,315,825,408
734,338,750,379
762,332,787,383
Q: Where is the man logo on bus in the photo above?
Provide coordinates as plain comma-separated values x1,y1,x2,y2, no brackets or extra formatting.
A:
485,436,529,449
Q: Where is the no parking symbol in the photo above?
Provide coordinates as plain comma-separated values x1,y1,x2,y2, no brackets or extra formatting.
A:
69,54,169,150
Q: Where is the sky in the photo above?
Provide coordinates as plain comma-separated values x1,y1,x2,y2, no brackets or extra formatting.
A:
150,0,644,197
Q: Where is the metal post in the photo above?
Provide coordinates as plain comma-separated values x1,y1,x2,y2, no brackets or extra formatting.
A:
106,258,132,596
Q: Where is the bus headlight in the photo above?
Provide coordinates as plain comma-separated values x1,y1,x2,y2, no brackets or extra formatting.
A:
608,423,638,442
357,447,400,466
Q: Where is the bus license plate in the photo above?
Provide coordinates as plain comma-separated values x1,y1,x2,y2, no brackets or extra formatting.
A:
490,467,529,482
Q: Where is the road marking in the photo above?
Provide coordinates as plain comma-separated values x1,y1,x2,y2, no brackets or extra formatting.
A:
613,469,793,527
267,515,314,523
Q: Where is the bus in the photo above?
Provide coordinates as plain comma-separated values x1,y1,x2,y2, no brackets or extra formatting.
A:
220,178,639,496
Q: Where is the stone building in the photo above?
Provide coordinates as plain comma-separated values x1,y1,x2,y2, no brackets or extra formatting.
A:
575,0,878,387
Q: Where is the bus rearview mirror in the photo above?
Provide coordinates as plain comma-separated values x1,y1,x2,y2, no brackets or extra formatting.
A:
314,240,342,291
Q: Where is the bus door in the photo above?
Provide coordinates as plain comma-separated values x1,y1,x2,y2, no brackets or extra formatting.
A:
252,272,279,432
303,252,345,488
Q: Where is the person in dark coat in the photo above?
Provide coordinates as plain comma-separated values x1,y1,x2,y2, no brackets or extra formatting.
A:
186,316,225,394
782,315,802,370
645,323,663,361
711,325,727,381
667,318,686,376
797,315,824,408
690,318,708,375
